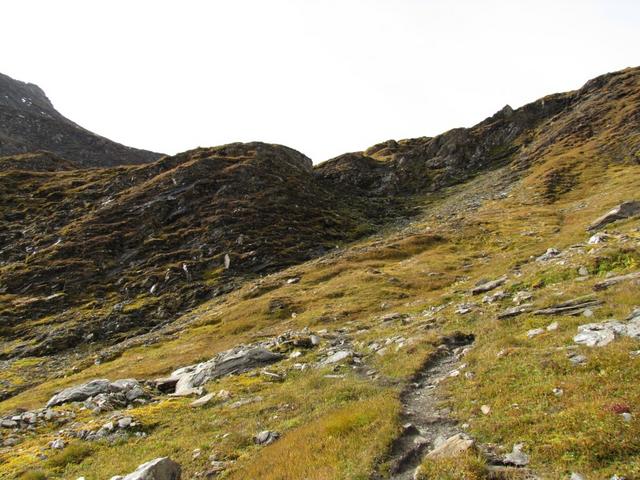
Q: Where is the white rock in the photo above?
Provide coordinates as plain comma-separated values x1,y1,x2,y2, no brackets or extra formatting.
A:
322,350,352,365
117,417,133,429
480,405,491,415
574,321,628,347
116,457,181,480
50,438,66,450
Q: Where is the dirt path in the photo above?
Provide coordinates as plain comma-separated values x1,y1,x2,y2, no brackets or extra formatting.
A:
373,333,474,480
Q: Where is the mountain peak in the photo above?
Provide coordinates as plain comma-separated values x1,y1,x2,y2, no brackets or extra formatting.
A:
0,71,161,167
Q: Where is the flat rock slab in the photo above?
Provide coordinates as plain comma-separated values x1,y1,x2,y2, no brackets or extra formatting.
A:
593,271,640,291
498,304,533,319
472,276,507,295
587,201,640,231
533,296,602,316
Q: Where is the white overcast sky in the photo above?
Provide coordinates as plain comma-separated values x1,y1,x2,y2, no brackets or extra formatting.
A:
1,0,638,162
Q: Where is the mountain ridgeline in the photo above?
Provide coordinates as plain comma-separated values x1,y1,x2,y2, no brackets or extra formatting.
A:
0,72,160,167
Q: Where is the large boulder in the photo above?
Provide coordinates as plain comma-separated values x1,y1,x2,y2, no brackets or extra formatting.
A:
163,347,284,396
110,457,181,480
46,378,146,408
46,379,112,407
587,201,640,231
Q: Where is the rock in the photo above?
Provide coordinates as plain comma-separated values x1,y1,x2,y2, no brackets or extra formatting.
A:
425,433,475,459
22,412,37,424
254,430,280,445
322,350,353,365
310,335,321,346
533,296,602,316
50,438,66,450
527,328,545,339
588,232,609,244
570,473,585,480
207,460,229,476
547,321,559,331
118,417,133,429
286,277,300,284
455,303,476,315
154,377,179,393
166,347,284,396
190,393,215,408
380,312,408,322
498,304,533,319
578,266,589,276
126,385,147,402
573,320,627,347
503,443,529,466
471,276,507,295
621,412,632,422
512,291,533,305
482,289,509,304
111,378,140,391
46,378,147,408
1,419,17,428
593,271,640,291
536,248,560,262
552,388,564,397
46,379,112,407
481,405,491,415
217,389,232,400
229,396,262,409
224,254,231,269
569,354,588,365
587,201,640,231
115,457,181,480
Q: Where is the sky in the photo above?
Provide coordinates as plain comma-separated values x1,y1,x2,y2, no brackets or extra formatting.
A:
1,0,638,162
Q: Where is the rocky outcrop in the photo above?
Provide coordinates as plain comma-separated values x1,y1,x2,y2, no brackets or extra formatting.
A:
157,347,284,396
